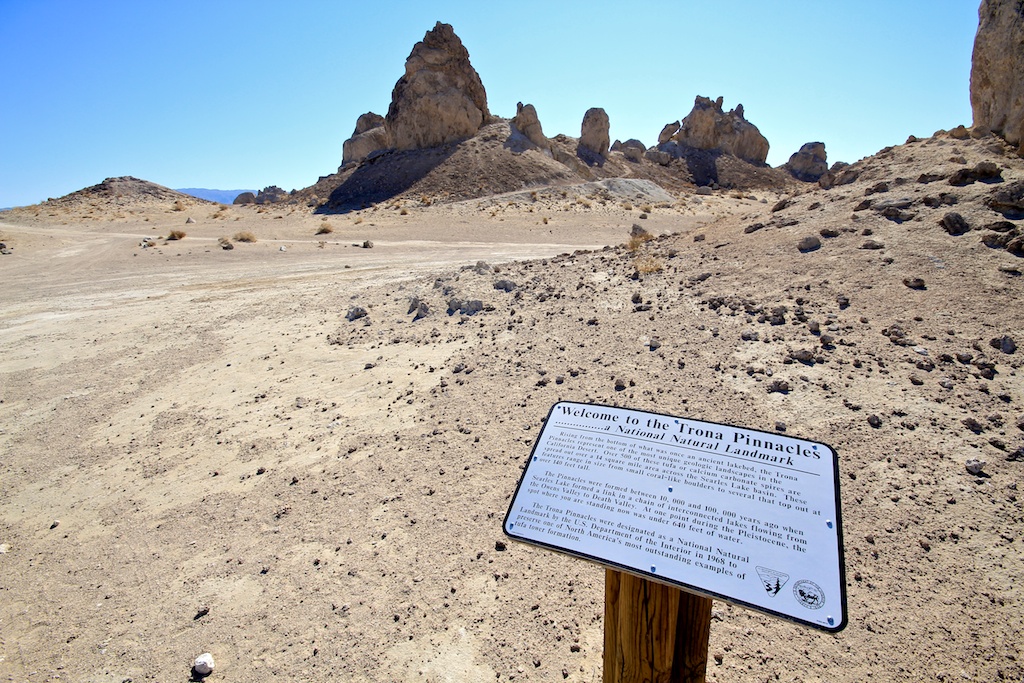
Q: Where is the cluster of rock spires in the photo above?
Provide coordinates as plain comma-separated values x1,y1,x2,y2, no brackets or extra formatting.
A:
336,21,818,184
323,1,1022,203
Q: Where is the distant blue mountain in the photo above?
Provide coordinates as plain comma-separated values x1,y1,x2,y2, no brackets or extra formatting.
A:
176,188,256,204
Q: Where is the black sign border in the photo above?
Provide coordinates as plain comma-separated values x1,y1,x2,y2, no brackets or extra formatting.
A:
502,401,849,633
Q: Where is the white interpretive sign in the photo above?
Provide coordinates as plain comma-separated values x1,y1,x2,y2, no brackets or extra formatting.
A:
503,401,847,632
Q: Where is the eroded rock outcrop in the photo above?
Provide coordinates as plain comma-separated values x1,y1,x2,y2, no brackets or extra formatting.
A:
611,139,645,162
658,121,680,145
784,142,828,182
577,107,610,165
385,22,490,151
255,186,288,204
670,96,769,165
510,102,549,150
342,112,390,166
971,0,1024,147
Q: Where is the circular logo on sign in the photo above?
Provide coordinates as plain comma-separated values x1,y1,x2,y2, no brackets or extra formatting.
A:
793,580,825,610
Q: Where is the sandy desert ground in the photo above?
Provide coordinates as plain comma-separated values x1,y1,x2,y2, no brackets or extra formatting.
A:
2,131,1024,682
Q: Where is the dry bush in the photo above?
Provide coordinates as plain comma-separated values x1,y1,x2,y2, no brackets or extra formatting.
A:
212,205,230,219
167,230,186,240
233,231,257,243
542,217,549,225
420,195,432,206
577,197,592,209
622,202,633,211
627,233,654,252
316,224,333,235
640,204,653,213
172,200,185,212
530,190,538,201
633,255,664,273
399,208,409,216
353,216,363,225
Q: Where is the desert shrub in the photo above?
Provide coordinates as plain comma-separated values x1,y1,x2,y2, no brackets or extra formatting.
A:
542,217,549,225
352,216,363,225
640,204,653,213
316,224,333,235
212,205,230,219
633,255,664,274
399,208,408,216
420,195,432,206
622,202,633,211
172,200,185,211
167,230,186,240
627,233,654,252
233,231,257,243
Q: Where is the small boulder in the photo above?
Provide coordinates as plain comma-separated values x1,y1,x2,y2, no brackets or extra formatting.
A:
940,212,971,235
797,236,821,252
784,142,828,182
990,335,1017,354
193,653,215,677
904,277,927,290
985,179,1024,218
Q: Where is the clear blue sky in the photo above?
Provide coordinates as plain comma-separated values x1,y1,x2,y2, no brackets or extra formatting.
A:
0,0,979,208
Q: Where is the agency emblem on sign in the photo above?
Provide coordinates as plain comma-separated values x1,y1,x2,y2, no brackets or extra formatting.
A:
755,566,790,597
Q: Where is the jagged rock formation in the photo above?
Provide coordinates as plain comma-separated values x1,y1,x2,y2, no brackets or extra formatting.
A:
784,142,828,182
255,186,288,204
385,22,490,151
510,102,549,150
577,107,610,165
971,0,1024,148
658,122,680,145
660,96,769,165
342,112,390,166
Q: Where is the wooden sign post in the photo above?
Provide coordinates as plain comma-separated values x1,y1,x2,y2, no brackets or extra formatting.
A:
604,570,712,683
504,402,846,681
